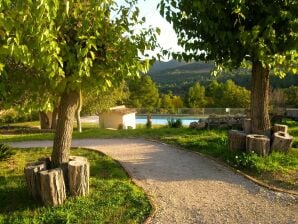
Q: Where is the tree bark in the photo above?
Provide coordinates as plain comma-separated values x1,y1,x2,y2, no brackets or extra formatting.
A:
39,111,52,129
251,61,271,136
24,161,47,200
271,131,293,153
51,90,79,168
39,168,66,206
75,90,82,133
68,160,89,197
228,130,247,152
246,134,270,156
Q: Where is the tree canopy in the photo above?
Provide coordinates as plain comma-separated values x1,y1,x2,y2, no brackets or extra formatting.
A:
160,0,298,76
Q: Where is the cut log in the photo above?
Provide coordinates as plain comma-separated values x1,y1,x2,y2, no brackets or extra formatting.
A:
68,160,89,197
246,134,270,156
24,161,47,200
228,130,247,152
69,155,88,162
271,131,293,153
243,118,252,134
40,168,66,206
272,124,288,134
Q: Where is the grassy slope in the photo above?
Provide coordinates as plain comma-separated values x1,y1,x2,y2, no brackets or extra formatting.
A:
0,148,151,224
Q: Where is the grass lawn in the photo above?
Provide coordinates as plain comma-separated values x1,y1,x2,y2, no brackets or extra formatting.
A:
0,147,151,224
0,119,297,191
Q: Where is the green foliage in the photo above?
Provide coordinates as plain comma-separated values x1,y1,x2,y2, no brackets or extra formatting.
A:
186,82,207,108
285,86,298,107
0,144,14,161
0,0,158,110
82,81,129,115
127,75,160,109
160,0,298,76
206,80,250,108
167,118,183,128
0,148,151,223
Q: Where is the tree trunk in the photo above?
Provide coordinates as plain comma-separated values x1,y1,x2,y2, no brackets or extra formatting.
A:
251,61,271,136
39,111,52,129
39,168,66,206
75,90,82,133
51,90,79,168
24,161,47,200
68,160,89,197
51,107,59,130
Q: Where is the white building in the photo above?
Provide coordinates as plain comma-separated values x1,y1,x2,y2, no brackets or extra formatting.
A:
99,106,136,129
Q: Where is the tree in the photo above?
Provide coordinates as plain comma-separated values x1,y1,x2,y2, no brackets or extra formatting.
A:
0,1,158,167
160,92,184,113
160,0,298,135
127,75,160,109
285,86,298,107
82,81,129,115
186,82,207,108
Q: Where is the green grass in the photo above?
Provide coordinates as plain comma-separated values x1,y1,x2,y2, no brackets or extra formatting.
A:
1,119,297,191
0,147,151,224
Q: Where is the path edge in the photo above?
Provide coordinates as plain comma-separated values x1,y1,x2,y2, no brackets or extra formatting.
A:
145,138,298,197
85,147,157,224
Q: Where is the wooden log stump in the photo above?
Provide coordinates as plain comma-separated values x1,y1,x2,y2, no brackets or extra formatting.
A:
271,131,293,153
272,124,288,134
69,155,88,162
40,168,66,206
246,134,270,156
243,118,252,134
228,130,247,152
68,160,89,197
24,161,47,200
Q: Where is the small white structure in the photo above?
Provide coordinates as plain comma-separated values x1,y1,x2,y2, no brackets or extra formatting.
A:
99,106,136,129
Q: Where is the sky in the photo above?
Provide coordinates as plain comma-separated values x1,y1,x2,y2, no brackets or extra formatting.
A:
115,0,181,55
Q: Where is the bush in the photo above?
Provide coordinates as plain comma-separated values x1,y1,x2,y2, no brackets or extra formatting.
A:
0,109,39,124
0,144,14,161
167,118,183,128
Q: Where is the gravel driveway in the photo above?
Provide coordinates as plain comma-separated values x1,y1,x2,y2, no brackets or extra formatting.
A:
9,139,298,224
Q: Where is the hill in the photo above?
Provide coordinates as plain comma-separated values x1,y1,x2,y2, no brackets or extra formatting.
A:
147,60,298,96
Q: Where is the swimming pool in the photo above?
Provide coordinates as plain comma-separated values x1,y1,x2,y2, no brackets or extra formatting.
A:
136,115,205,126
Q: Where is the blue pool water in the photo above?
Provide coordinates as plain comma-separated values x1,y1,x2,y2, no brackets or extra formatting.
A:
136,115,205,126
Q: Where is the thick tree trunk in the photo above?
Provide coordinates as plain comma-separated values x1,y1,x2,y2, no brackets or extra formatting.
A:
75,90,82,133
51,90,79,168
39,111,52,129
39,168,66,206
251,61,271,136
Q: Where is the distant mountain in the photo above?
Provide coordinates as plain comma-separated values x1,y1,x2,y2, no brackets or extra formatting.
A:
149,60,187,73
146,60,298,96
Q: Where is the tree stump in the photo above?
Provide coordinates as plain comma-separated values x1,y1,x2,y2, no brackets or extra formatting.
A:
271,131,293,153
228,130,247,152
246,134,270,156
272,124,288,134
24,161,47,200
39,168,66,206
68,160,89,197
69,155,88,162
243,118,252,134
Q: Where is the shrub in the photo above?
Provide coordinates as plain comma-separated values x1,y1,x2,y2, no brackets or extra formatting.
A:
167,118,183,128
0,144,14,161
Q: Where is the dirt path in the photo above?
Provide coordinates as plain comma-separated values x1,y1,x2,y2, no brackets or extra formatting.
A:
9,139,298,224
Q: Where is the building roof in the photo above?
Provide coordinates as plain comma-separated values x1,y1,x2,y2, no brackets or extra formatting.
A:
107,105,136,115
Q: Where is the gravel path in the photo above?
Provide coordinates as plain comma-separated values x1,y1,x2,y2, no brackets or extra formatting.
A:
9,139,298,224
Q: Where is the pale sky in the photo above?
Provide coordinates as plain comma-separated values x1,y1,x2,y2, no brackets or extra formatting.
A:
115,0,181,56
